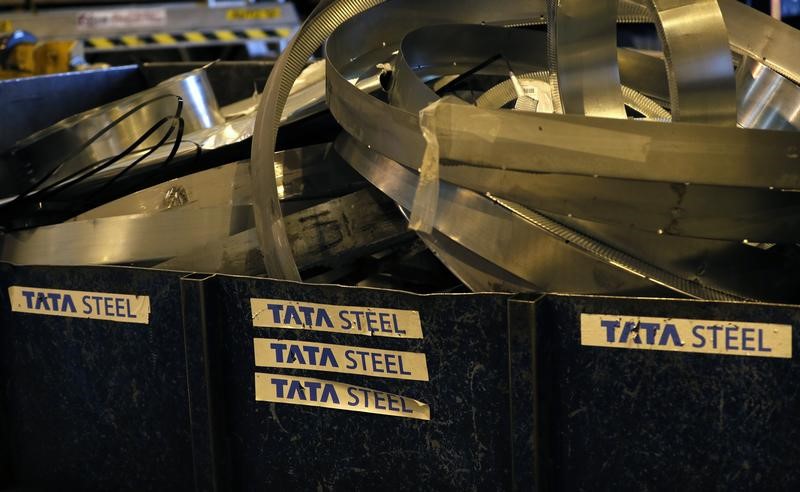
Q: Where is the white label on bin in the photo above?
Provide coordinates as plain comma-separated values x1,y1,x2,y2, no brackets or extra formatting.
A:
76,8,167,31
251,298,423,339
255,372,430,421
8,286,150,324
254,338,429,381
580,314,791,359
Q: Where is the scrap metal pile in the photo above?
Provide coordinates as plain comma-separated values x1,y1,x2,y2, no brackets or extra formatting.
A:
2,0,800,302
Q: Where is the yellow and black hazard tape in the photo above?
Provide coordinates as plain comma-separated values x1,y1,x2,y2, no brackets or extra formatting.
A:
86,27,293,50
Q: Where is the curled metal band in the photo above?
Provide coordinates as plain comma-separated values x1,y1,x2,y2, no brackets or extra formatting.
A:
250,0,800,296
548,0,627,118
644,0,737,125
390,25,549,113
335,134,745,301
737,56,800,131
325,18,800,243
249,0,385,280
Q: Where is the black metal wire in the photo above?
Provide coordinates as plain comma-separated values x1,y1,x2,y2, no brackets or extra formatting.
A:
92,115,186,197
9,93,185,206
10,94,187,210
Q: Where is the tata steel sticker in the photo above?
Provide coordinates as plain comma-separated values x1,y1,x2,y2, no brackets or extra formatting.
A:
8,286,150,324
254,338,429,381
580,314,791,359
255,373,430,420
250,298,423,339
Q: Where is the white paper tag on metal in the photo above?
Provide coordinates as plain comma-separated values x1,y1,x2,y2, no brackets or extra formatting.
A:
254,338,429,381
8,286,150,324
580,313,792,359
520,79,554,113
255,372,430,420
76,8,167,31
251,298,423,339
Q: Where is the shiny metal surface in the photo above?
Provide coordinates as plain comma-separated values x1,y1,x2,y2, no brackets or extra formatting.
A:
0,141,370,270
248,2,800,284
548,0,627,118
252,0,569,279
719,0,800,84
644,0,737,125
249,0,389,280
282,60,329,124
73,161,250,220
415,228,542,293
554,211,800,303
0,205,253,266
20,1,787,299
737,56,800,131
0,0,794,302
622,0,800,88
249,0,385,281
617,48,670,103
323,15,800,244
336,135,737,299
429,102,800,189
0,183,400,272
0,64,352,209
73,143,363,220
324,9,759,181
438,164,800,243
299,0,800,300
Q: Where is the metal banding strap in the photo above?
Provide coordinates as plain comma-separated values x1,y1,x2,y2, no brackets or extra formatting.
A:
253,0,571,279
475,69,672,121
334,134,662,297
643,0,737,125
547,0,627,118
337,134,798,301
250,0,385,280
390,24,549,113
736,56,800,131
621,0,800,87
322,8,800,242
248,0,800,298
335,134,745,302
